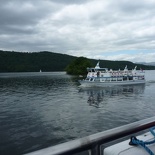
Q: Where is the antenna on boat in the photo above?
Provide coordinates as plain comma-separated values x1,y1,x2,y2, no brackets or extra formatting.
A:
95,61,100,69
134,66,137,70
124,65,128,72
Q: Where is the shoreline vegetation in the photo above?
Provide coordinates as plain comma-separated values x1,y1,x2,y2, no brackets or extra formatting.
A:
0,50,155,74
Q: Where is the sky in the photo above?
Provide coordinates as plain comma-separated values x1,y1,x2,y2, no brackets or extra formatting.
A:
0,0,155,63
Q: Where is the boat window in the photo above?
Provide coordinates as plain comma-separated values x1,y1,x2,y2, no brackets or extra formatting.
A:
101,71,106,73
128,76,133,80
105,78,110,81
90,78,94,81
100,78,105,82
123,77,127,81
111,78,116,81
117,78,123,81
138,76,144,80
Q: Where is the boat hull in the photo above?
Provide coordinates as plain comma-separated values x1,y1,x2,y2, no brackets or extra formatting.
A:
79,79,145,87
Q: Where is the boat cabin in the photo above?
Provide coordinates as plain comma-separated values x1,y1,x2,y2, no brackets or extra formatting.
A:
84,62,145,83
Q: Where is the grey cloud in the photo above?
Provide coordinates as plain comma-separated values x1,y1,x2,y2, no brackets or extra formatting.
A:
50,0,90,5
0,0,59,35
0,1,49,24
117,0,155,14
0,0,155,62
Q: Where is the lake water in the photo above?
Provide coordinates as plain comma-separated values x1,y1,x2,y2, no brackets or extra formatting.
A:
0,71,155,155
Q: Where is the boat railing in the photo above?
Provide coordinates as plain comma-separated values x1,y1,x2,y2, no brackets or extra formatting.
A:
24,116,155,155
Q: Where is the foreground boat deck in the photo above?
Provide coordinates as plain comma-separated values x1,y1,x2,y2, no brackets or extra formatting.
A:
25,116,155,155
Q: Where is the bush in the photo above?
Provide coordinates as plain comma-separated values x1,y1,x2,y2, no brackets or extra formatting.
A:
65,57,92,75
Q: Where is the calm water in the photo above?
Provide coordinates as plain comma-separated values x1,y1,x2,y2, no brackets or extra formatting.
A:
0,71,155,155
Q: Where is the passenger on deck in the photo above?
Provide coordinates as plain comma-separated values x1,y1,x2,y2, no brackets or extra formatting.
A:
97,71,100,77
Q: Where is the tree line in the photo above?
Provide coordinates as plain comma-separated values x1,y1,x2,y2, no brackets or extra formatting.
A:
0,50,155,74
0,50,74,72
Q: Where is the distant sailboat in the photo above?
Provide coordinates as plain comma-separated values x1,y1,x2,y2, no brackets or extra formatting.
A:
40,69,42,72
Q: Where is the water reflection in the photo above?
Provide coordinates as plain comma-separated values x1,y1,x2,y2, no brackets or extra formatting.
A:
79,84,145,108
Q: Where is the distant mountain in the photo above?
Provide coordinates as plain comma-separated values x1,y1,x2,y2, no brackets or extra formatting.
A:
0,50,155,72
149,62,155,66
136,62,155,66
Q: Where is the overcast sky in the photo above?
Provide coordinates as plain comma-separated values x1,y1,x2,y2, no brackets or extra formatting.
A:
0,0,155,62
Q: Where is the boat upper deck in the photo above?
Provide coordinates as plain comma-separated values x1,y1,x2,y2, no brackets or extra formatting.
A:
86,62,145,78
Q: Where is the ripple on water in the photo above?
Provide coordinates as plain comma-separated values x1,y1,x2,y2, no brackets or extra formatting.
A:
0,71,155,155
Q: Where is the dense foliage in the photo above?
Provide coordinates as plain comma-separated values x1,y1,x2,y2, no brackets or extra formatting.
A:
0,50,155,73
0,50,74,72
65,57,92,75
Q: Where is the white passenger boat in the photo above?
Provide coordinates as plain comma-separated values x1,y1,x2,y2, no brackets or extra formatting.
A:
79,62,145,87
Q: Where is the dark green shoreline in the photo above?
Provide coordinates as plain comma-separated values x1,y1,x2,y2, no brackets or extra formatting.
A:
0,50,155,73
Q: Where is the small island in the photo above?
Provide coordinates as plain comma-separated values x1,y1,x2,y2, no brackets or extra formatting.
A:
65,57,92,76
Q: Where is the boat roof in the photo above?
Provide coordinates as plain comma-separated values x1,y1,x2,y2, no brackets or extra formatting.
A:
87,62,108,71
87,67,108,70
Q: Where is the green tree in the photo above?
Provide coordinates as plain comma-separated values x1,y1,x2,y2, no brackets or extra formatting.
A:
65,57,92,75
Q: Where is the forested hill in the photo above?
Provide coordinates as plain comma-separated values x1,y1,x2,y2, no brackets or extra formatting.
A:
0,50,155,72
0,50,75,72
